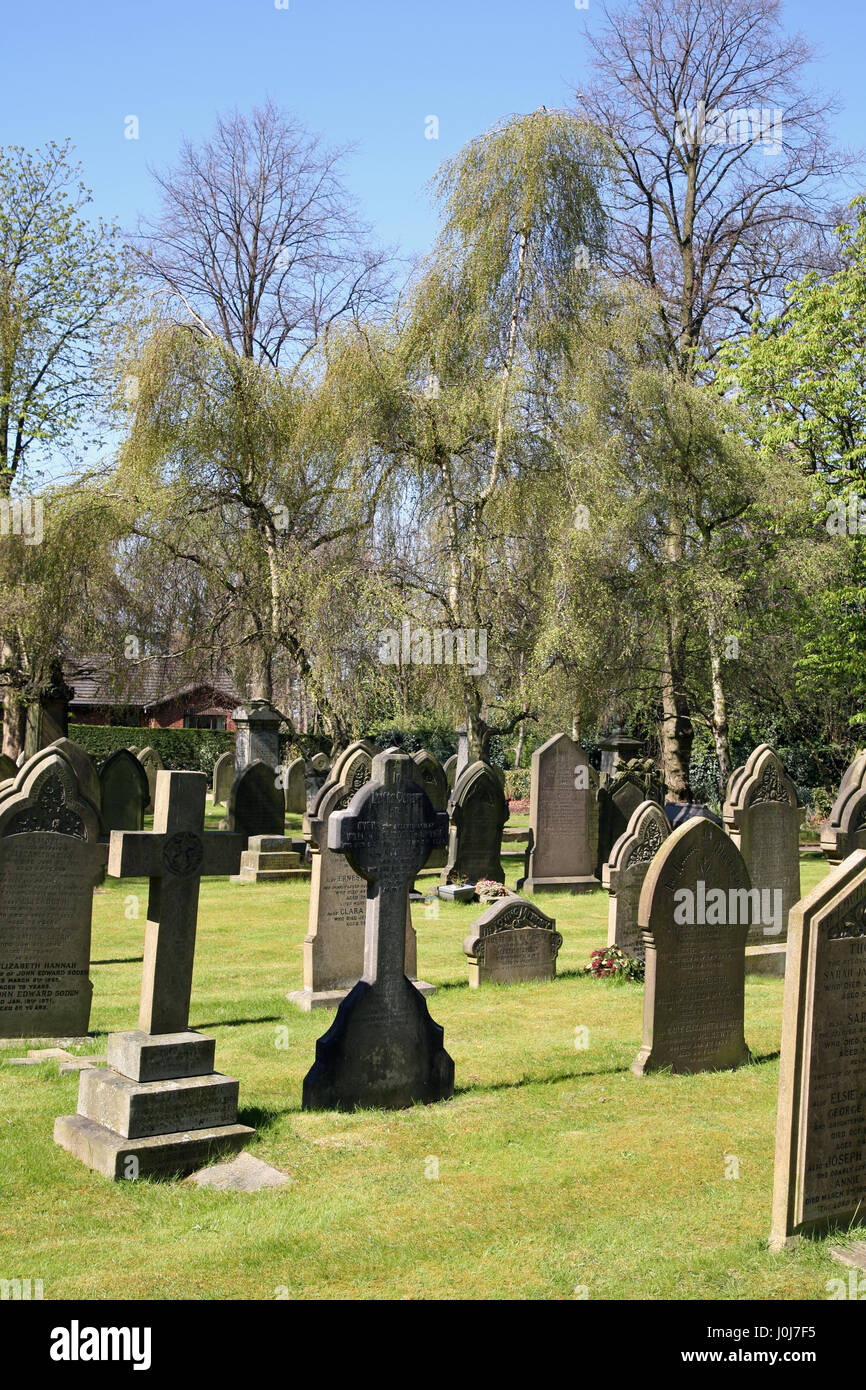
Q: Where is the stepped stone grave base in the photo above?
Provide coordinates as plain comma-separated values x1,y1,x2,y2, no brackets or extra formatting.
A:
745,943,787,977
288,978,436,1012
230,834,311,883
54,1028,253,1180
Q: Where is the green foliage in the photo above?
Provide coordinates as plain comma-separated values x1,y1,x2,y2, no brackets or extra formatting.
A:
69,724,233,772
504,768,530,800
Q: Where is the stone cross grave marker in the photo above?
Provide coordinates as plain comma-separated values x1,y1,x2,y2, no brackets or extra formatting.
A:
771,850,866,1248
0,749,103,1037
55,770,253,1178
632,816,753,1076
603,799,670,960
288,779,431,1011
303,751,453,1110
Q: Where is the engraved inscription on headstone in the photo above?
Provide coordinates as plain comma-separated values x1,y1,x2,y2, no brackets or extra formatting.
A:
442,760,508,886
524,734,599,893
604,800,670,960
463,896,561,986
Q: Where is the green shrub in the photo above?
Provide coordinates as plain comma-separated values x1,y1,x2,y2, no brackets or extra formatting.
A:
504,768,530,800
68,724,234,773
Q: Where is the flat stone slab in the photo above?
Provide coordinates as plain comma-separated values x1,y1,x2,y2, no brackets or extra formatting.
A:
830,1242,866,1271
745,943,787,977
437,885,476,902
522,875,600,894
230,867,310,883
107,1029,215,1083
54,1113,253,1180
58,1056,106,1075
186,1151,291,1191
288,980,436,1011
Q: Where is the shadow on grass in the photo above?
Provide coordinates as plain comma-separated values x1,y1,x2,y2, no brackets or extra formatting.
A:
237,1103,295,1131
454,1063,631,1096
193,1015,283,1030
749,1050,781,1065
92,956,143,966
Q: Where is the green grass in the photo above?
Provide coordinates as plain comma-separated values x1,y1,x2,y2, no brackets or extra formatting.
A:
0,847,857,1300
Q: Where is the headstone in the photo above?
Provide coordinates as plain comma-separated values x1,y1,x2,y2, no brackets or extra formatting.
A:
232,700,281,774
288,780,432,1010
411,750,449,870
770,849,866,1248
302,751,453,1110
311,753,330,773
128,746,142,757
463,896,561,986
136,746,164,813
54,770,252,1179
442,760,509,887
723,745,803,976
443,755,457,790
632,816,753,1076
330,739,374,781
821,752,866,864
223,760,284,842
0,750,103,1037
455,726,470,779
211,750,234,806
99,749,149,833
603,800,671,960
284,757,306,814
522,734,599,893
596,772,657,879
338,746,374,795
52,737,101,812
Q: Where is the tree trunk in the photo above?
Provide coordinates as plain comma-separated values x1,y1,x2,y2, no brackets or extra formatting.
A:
513,719,525,769
707,616,732,797
659,632,692,802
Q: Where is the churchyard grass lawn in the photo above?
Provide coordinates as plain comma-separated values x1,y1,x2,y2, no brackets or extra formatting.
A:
0,848,856,1300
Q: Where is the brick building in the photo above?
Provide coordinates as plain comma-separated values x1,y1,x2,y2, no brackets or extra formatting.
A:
66,656,241,731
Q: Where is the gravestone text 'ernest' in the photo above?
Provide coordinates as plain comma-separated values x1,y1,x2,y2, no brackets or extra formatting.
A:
771,850,866,1248
0,750,103,1037
463,896,561,986
632,817,753,1076
54,770,252,1178
303,751,453,1110
523,734,599,893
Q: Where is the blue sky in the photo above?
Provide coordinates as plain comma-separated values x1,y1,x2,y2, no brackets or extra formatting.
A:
2,0,864,262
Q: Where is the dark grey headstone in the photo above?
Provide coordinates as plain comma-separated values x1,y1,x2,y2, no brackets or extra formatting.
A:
225,760,285,842
302,751,453,1110
442,760,508,886
99,749,149,832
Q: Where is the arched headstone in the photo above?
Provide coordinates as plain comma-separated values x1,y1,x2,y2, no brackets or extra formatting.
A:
99,749,150,833
212,750,234,807
284,757,306,814
137,746,164,813
224,760,285,842
604,800,671,960
821,751,866,864
411,750,449,870
632,817,753,1076
523,734,599,893
442,760,508,886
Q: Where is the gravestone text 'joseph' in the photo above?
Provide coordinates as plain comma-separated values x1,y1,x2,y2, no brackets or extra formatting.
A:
632,817,753,1076
770,850,866,1248
54,770,253,1178
303,751,453,1110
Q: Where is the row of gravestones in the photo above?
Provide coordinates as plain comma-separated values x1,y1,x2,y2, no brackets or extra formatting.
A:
4,739,864,1254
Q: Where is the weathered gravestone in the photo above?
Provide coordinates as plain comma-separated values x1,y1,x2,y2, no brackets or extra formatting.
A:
770,850,866,1248
632,816,753,1076
411,749,449,871
54,770,252,1178
522,734,599,894
596,771,660,880
604,800,671,961
443,754,457,790
723,745,803,976
284,757,306,815
463,895,561,987
137,746,164,813
302,751,453,1110
99,748,149,833
222,759,285,842
331,739,376,786
211,750,234,807
52,737,102,813
288,780,432,1010
232,700,281,774
311,752,330,774
442,760,508,887
0,750,104,1037
821,752,866,865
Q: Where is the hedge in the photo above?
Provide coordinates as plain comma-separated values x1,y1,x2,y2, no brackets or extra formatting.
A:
68,724,234,776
